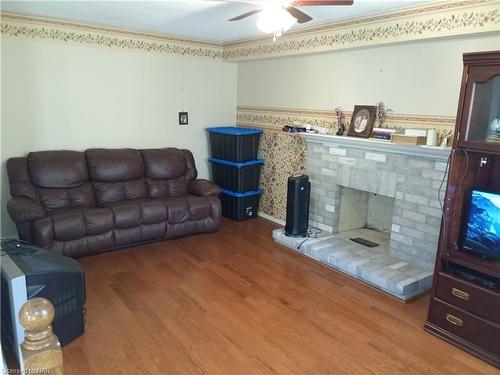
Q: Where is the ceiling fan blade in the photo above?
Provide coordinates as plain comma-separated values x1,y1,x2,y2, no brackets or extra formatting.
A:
229,9,262,21
204,0,263,4
295,0,353,5
286,6,313,24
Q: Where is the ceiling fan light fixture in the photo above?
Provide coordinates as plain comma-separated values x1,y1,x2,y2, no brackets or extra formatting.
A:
256,3,297,36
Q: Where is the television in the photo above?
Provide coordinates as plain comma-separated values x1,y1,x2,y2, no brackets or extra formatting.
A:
1,240,86,368
461,189,500,259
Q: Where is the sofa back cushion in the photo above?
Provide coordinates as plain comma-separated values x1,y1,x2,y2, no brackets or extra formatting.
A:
28,151,95,211
143,148,187,179
142,148,197,198
85,149,148,204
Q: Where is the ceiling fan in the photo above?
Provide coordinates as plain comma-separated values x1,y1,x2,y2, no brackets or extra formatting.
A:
220,0,354,40
228,0,353,24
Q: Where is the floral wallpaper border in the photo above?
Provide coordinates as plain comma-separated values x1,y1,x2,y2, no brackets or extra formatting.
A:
1,13,224,60
236,105,457,221
2,0,499,62
237,106,456,134
224,0,500,61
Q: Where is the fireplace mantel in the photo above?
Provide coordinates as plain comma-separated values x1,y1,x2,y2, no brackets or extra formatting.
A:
300,133,451,160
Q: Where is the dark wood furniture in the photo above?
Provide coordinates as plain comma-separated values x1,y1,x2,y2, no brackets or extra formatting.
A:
425,51,500,369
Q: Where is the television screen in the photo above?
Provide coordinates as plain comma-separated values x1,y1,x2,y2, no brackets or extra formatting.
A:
463,189,500,258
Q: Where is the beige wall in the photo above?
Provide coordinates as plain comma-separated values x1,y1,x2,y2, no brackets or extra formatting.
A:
237,34,500,116
236,34,499,222
2,31,498,235
1,37,237,236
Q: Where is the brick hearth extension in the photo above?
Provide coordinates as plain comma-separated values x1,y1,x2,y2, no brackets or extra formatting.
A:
273,134,451,300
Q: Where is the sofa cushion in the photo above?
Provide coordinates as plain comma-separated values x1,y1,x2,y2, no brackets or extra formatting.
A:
185,195,212,220
49,207,114,242
140,200,168,224
38,182,96,211
102,199,169,228
114,227,142,246
142,148,192,198
86,149,144,182
147,176,188,198
93,179,148,205
162,198,190,224
141,223,167,241
86,149,148,204
28,151,89,188
102,201,143,229
142,148,188,179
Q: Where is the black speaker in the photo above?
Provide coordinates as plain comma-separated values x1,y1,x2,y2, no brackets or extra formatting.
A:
285,175,310,237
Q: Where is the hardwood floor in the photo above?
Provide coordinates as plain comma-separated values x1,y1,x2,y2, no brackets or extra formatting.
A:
63,218,498,375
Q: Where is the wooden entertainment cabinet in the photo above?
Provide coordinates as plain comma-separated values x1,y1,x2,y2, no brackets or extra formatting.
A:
425,51,500,368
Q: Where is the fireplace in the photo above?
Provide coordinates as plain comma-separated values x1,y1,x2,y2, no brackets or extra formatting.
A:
273,134,450,300
338,187,394,234
336,187,395,251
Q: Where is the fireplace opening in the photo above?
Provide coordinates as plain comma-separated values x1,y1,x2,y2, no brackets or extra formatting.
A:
337,187,395,250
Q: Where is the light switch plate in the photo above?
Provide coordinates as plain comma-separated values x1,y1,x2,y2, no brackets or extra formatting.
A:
179,112,188,125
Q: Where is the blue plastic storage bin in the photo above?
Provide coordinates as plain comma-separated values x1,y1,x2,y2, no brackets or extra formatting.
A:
209,157,264,193
207,126,263,162
219,188,262,221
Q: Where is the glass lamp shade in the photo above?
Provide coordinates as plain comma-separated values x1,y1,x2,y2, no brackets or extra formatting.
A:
257,5,297,34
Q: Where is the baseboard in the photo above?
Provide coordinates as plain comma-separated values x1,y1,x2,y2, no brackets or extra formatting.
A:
258,212,285,226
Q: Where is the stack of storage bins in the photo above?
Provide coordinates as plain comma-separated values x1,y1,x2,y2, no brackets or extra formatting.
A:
207,126,264,221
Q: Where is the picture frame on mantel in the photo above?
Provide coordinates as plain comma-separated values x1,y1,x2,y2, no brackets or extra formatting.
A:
347,105,377,138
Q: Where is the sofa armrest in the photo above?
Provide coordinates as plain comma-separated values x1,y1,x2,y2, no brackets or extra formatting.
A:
188,179,220,197
7,197,47,224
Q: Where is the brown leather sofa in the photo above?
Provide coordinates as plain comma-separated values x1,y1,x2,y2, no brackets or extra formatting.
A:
6,148,221,257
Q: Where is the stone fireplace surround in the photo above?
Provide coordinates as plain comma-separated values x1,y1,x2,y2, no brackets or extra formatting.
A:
273,134,450,300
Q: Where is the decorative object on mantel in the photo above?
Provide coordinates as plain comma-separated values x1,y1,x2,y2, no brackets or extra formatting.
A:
334,107,346,136
374,101,393,128
283,121,311,132
405,128,428,137
440,128,453,147
311,125,330,134
426,129,438,146
371,127,396,141
392,134,427,145
283,121,330,134
347,105,377,138
300,132,450,160
392,128,428,145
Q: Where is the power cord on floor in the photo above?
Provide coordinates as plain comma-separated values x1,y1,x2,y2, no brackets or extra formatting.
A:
297,227,323,250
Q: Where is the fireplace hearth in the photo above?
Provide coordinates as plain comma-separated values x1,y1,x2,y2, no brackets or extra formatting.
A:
273,134,450,300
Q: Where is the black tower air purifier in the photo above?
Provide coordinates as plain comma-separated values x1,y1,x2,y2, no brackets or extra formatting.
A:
285,175,310,237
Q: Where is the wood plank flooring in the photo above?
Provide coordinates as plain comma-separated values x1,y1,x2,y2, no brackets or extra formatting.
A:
63,218,498,375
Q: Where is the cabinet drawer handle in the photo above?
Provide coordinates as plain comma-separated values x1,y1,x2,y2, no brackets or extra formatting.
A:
451,288,470,301
446,314,463,327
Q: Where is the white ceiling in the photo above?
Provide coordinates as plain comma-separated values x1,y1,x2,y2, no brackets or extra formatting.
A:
1,0,432,43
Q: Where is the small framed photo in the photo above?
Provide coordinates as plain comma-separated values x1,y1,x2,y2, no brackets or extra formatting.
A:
347,105,377,138
179,112,188,125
